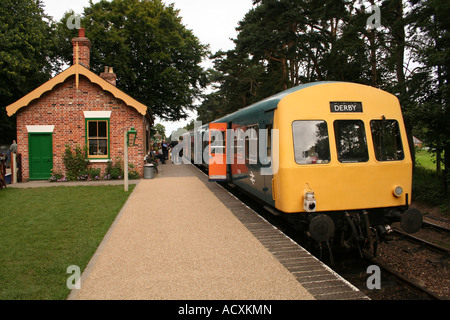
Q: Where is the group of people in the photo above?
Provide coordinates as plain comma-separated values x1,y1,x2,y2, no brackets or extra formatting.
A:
147,140,172,165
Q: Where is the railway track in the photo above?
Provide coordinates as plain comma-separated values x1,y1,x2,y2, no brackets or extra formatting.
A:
393,222,450,255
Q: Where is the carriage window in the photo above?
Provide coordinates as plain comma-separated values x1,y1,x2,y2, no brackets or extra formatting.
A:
210,130,224,155
334,120,369,163
370,120,404,161
292,121,330,164
266,124,272,158
245,125,258,163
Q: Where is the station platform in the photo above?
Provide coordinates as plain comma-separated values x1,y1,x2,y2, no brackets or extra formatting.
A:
68,162,368,300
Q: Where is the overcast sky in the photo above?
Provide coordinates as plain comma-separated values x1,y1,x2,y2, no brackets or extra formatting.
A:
40,0,255,136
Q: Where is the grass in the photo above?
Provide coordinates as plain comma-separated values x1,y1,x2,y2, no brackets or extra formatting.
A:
0,185,135,300
413,149,449,211
415,148,445,171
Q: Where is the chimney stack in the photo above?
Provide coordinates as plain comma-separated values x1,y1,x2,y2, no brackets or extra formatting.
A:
72,28,91,69
100,66,117,86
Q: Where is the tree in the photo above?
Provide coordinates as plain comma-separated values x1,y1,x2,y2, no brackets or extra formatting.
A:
0,0,59,143
407,0,450,194
57,0,209,123
153,123,166,140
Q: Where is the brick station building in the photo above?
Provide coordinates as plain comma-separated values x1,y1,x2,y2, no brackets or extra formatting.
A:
5,29,151,181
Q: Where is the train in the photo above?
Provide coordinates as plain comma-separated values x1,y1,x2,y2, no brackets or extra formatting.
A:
173,81,423,256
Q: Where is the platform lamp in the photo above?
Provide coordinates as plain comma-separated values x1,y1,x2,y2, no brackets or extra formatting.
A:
124,127,137,192
127,127,137,147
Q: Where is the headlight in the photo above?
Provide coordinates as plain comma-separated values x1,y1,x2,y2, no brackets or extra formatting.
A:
394,186,403,197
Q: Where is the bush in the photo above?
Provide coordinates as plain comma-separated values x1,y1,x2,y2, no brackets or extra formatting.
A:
105,157,140,179
77,168,101,181
105,157,123,179
49,169,66,182
63,145,88,181
128,163,140,179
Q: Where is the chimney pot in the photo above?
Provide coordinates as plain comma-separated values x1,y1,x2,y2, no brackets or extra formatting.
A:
78,28,85,38
100,65,117,86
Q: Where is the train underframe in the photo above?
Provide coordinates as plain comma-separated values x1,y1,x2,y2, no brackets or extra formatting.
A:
284,206,423,263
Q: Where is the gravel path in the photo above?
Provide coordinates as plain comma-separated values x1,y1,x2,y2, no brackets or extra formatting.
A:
68,173,314,300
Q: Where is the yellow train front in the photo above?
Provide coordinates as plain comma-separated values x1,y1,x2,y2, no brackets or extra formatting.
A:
271,82,422,251
190,81,423,254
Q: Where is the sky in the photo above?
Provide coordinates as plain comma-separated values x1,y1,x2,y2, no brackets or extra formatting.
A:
40,0,255,137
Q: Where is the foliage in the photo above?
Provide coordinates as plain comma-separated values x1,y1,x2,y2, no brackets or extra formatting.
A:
77,168,102,181
0,0,61,144
105,157,139,179
62,144,89,181
153,123,166,140
127,163,140,180
199,0,449,202
56,0,209,123
49,169,66,182
413,164,449,209
201,0,395,122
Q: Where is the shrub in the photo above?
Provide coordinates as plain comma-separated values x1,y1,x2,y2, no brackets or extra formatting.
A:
49,169,66,182
128,163,140,179
63,145,88,181
77,168,101,181
106,157,123,179
105,157,140,179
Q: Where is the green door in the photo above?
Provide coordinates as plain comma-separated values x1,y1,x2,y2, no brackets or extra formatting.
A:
29,133,53,180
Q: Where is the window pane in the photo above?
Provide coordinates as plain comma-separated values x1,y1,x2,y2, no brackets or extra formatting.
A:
370,120,404,161
98,121,107,138
88,122,97,138
89,139,98,155
293,121,330,164
210,131,224,155
334,120,369,163
98,139,108,156
266,124,272,158
245,126,258,162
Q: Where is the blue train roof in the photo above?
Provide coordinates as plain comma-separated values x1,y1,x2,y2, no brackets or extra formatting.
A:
212,81,339,123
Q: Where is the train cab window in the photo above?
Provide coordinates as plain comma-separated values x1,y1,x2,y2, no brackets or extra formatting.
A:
370,119,404,161
334,120,369,163
292,121,330,164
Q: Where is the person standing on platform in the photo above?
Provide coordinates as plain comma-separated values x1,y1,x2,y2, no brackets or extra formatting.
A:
10,140,17,154
162,141,168,160
9,140,17,184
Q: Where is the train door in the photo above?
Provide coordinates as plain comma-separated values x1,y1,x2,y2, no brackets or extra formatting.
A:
208,123,227,181
262,111,275,206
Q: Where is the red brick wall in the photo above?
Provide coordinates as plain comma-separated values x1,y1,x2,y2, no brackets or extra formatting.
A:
16,75,148,181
